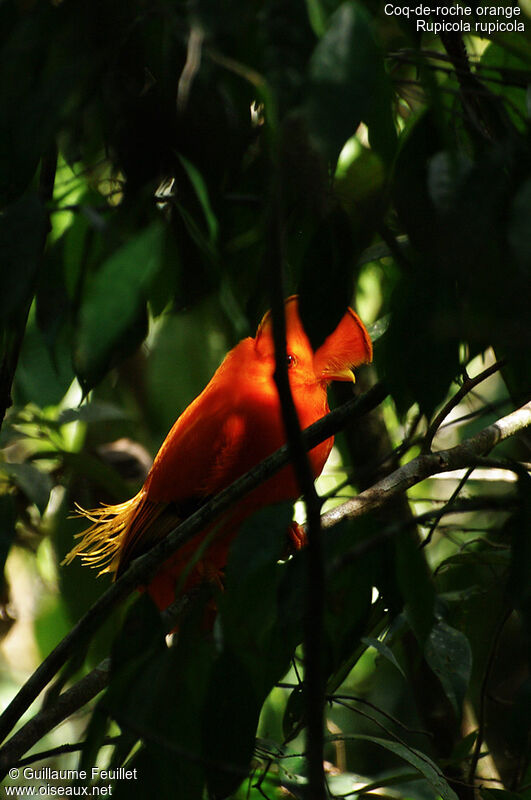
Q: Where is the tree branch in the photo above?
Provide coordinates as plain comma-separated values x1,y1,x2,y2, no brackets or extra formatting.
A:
0,385,386,749
322,400,531,529
0,660,111,776
422,359,506,454
0,397,528,770
0,597,190,774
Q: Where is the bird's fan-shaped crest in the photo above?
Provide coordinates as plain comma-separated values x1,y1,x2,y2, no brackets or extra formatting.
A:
313,308,373,377
254,296,310,358
255,297,372,377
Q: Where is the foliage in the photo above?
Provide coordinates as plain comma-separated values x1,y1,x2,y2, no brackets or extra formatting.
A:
0,1,530,798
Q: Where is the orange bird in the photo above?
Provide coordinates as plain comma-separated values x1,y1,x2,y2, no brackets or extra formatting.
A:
64,297,372,611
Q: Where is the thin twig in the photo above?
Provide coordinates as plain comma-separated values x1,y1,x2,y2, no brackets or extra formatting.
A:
422,360,506,454
467,608,511,785
333,497,516,582
0,596,190,774
0,660,110,775
322,400,531,531
1,398,528,769
421,467,475,549
0,386,385,751
328,694,432,739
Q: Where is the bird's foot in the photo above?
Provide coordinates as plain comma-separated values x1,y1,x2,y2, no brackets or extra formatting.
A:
282,521,308,558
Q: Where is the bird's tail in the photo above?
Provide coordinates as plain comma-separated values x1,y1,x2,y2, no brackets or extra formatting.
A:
62,491,147,577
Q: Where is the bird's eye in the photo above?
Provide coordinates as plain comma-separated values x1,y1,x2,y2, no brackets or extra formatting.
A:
286,354,296,368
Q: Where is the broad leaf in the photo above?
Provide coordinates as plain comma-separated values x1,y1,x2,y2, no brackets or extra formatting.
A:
330,734,459,800
74,222,164,391
424,620,472,719
0,462,52,513
306,2,396,164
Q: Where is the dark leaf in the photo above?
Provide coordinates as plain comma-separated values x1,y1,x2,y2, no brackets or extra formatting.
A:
73,222,164,391
283,685,305,741
361,635,406,678
332,734,459,800
106,594,215,800
306,2,396,164
0,462,52,513
78,699,110,776
57,402,129,425
424,620,472,719
221,504,295,688
203,651,259,799
481,790,525,800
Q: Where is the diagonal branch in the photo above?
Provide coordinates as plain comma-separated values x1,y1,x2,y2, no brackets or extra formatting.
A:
0,597,190,774
422,359,506,454
322,400,531,529
0,397,529,771
0,384,386,749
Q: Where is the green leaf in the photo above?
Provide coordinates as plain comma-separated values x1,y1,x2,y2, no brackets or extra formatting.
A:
78,698,110,776
207,506,300,790
108,595,166,682
322,519,373,668
305,0,328,38
0,462,52,512
57,401,129,425
361,635,406,678
14,303,75,408
330,734,459,800
366,314,389,343
73,222,164,391
283,685,305,741
424,620,472,719
480,40,531,116
221,504,294,668
107,594,216,800
178,154,218,246
306,2,396,164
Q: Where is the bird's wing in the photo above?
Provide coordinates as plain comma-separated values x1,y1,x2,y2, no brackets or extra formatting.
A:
115,344,271,574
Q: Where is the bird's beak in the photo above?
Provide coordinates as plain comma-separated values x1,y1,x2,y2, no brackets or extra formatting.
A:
320,366,356,384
